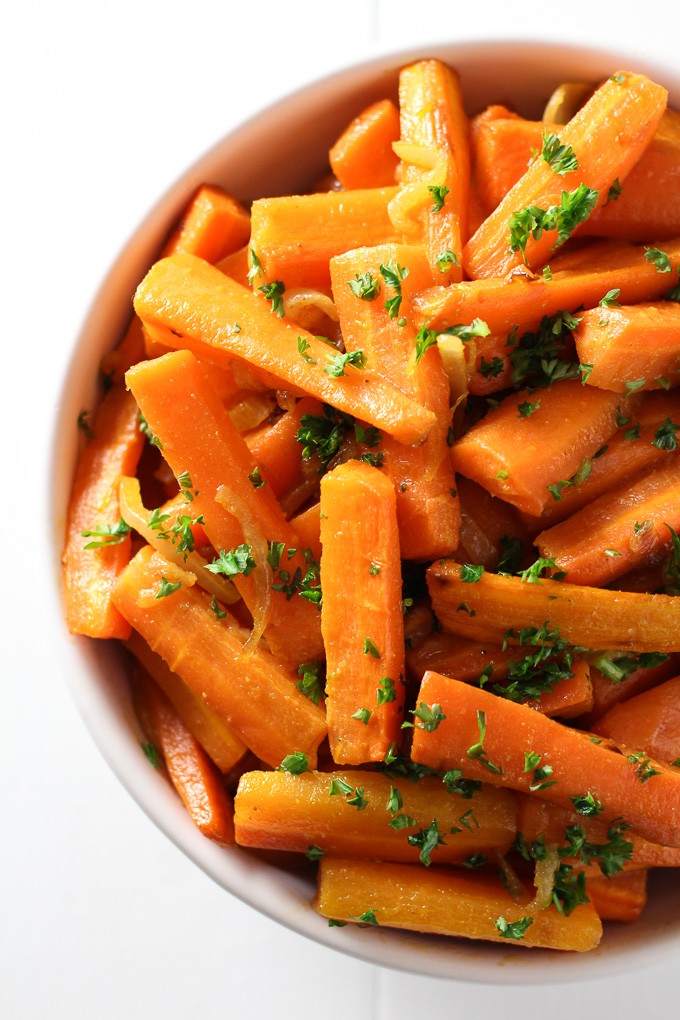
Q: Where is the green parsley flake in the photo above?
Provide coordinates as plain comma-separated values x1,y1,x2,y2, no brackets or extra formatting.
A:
297,336,317,365
459,563,485,583
495,916,534,940
402,702,446,733
324,349,366,377
428,184,449,211
277,752,310,775
259,280,286,316
205,544,256,578
363,637,381,658
348,272,380,301
155,576,182,599
436,249,459,272
541,133,578,176
644,247,672,273
82,517,131,549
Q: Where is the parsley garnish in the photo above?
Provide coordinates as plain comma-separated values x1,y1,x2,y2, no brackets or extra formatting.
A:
663,524,680,594
599,288,621,308
508,310,581,389
296,659,325,705
644,247,672,273
296,405,354,470
517,398,540,418
329,778,368,810
297,336,317,365
428,184,449,211
571,791,603,816
436,249,458,272
407,819,445,866
414,326,439,363
155,576,181,599
259,280,286,316
402,701,446,732
77,410,94,439
138,412,163,449
459,563,485,583
652,418,679,451
479,355,505,378
210,595,227,620
351,707,372,725
541,133,578,176
205,544,256,578
82,517,131,549
324,349,366,377
442,769,481,799
377,676,396,705
467,711,503,774
277,752,310,775
176,470,198,503
626,752,662,783
508,185,599,260
247,248,263,283
363,637,380,658
348,271,380,301
248,466,266,489
305,844,325,860
495,916,533,940
379,260,409,319
141,742,161,768
518,557,565,584
441,319,491,343
606,178,622,204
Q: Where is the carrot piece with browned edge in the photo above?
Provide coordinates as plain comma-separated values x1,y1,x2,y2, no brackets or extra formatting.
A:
132,667,235,846
329,99,400,189
576,301,680,392
244,395,323,504
593,673,680,764
133,254,435,447
315,857,602,950
463,71,668,278
320,460,405,764
113,546,327,768
161,184,250,264
62,385,144,639
410,670,680,847
587,871,648,922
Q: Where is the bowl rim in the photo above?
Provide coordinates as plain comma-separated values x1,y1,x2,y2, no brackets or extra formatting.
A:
48,35,680,985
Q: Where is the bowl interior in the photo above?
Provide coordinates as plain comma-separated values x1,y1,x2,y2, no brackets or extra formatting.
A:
50,38,680,984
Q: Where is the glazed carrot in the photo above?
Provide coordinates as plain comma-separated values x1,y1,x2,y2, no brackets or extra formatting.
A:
320,460,405,764
133,254,436,447
593,674,680,764
473,112,680,241
132,667,235,846
587,870,647,922
576,302,680,392
330,243,459,559
316,857,602,950
426,559,680,653
215,244,251,286
62,384,144,639
410,671,680,847
161,184,250,263
417,238,680,339
234,770,516,863
395,59,470,281
456,476,530,569
450,378,631,516
537,454,680,587
290,502,321,561
100,315,146,384
522,390,680,529
126,630,247,773
581,655,680,726
113,547,327,767
244,395,322,502
249,187,400,289
464,72,668,278
329,99,400,189
126,349,325,668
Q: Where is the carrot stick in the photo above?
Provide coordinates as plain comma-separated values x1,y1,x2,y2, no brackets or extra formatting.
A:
234,769,516,863
410,670,680,847
249,187,400,289
456,476,531,570
329,99,400,189
450,378,632,516
575,301,680,392
126,631,247,773
62,384,144,639
100,314,146,385
587,870,647,922
315,857,602,950
125,349,325,668
593,673,680,764
330,243,459,559
161,184,250,264
290,502,321,561
320,460,405,763
581,655,680,726
133,254,435,447
426,558,680,653
463,71,668,278
416,238,680,339
113,546,327,768
215,244,250,287
395,59,470,281
244,395,322,501
132,667,235,846
537,454,680,587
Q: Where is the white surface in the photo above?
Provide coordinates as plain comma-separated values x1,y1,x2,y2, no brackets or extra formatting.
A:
3,2,680,1018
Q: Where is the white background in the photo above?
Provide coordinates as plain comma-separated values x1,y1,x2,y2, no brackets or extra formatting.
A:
4,2,680,1017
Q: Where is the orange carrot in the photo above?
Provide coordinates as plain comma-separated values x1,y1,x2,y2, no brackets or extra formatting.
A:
133,254,436,447
320,460,405,764
113,546,327,768
161,184,250,264
587,870,648,922
450,378,632,516
464,72,668,278
330,243,459,559
215,244,251,286
100,314,146,385
249,187,400,289
244,396,322,503
315,857,602,950
234,769,516,863
62,385,144,639
410,670,680,847
290,502,321,561
426,558,680,653
132,667,235,846
593,673,680,764
126,630,247,773
395,59,470,280
329,99,400,189
125,349,325,668
537,454,680,587
456,476,531,570
576,301,680,392
580,655,680,727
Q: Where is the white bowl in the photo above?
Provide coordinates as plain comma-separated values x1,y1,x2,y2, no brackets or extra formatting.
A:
49,38,680,984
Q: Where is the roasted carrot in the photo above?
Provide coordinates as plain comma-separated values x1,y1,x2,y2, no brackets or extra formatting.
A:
395,59,470,281
63,385,144,639
537,454,680,587
410,670,680,848
234,769,516,863
249,187,400,289
320,460,405,764
113,547,327,767
133,254,436,447
593,673,680,764
132,667,235,846
427,559,680,653
581,655,680,727
316,857,602,950
330,243,459,559
329,99,400,189
450,378,631,516
464,72,668,278
125,349,325,668
587,870,648,922
575,301,680,392
244,396,322,504
161,184,250,264
456,476,530,570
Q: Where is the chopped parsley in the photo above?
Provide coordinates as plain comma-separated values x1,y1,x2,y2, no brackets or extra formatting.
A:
428,184,449,211
363,637,381,658
247,248,264,283
77,410,94,439
379,260,409,319
495,916,533,940
459,563,485,583
377,676,396,705
297,336,317,365
644,247,672,273
324,348,366,377
328,778,368,810
402,701,446,732
277,752,310,775
508,185,599,260
517,398,540,418
296,659,325,705
348,271,381,301
541,133,578,176
440,318,491,343
155,576,182,599
205,544,256,578
82,517,131,549
141,742,161,768
259,280,286,316
138,412,163,449
467,710,503,775
414,326,439,363
652,418,679,451
407,819,445,866
571,791,603,816
436,249,458,272
296,404,354,470
248,466,266,489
